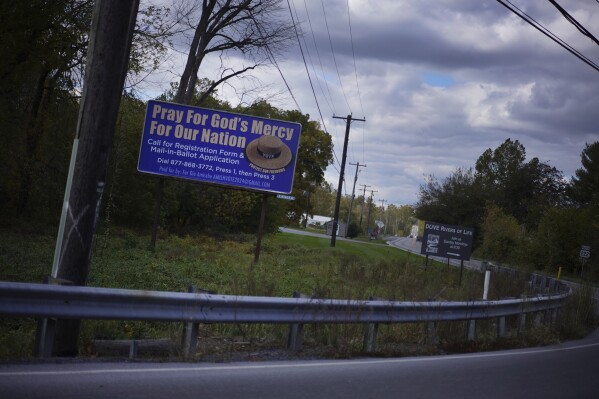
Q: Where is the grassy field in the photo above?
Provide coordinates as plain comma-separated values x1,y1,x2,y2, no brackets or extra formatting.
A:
0,222,596,360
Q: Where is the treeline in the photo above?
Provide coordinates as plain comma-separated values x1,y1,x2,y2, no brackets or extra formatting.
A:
415,138,599,281
0,1,334,235
0,84,334,235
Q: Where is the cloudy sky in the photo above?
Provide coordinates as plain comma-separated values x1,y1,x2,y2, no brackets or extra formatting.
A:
141,0,599,206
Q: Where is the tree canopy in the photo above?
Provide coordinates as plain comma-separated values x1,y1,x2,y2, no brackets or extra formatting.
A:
568,142,599,207
415,138,598,281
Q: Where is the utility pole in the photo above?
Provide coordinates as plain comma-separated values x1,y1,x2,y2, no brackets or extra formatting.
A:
50,0,140,356
330,114,365,247
377,199,386,236
358,184,370,226
366,189,378,236
345,162,366,237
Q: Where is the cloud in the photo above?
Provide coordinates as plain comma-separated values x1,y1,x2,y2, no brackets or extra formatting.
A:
140,0,599,206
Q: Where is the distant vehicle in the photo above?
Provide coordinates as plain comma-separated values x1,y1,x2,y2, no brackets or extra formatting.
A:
416,236,422,242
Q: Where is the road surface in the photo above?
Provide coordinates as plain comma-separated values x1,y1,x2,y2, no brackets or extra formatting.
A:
1,329,598,399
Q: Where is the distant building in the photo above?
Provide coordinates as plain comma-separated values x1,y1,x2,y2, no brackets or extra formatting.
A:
325,220,347,237
302,215,330,227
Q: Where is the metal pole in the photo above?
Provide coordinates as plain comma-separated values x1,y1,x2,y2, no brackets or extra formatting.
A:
483,270,491,300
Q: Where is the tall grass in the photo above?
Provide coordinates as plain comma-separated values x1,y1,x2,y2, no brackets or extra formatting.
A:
0,224,596,360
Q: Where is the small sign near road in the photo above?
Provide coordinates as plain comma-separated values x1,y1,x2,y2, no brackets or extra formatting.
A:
580,245,591,259
420,221,475,261
276,194,295,201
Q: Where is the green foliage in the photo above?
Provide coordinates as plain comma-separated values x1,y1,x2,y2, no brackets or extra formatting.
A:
523,206,598,277
479,204,523,263
557,286,598,339
1,225,595,359
568,142,599,207
346,222,360,238
416,139,599,280
416,167,484,229
474,138,566,227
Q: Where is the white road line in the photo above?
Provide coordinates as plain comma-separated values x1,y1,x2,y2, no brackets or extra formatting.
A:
2,341,598,377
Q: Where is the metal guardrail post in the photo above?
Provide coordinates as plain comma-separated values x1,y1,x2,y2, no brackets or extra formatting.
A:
540,276,547,293
518,295,528,335
426,321,438,346
518,312,527,334
287,292,310,351
362,296,382,352
497,316,506,338
33,277,73,358
534,312,543,328
181,285,214,359
467,320,476,341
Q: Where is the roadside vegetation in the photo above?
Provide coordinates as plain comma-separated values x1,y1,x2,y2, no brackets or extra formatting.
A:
0,222,595,360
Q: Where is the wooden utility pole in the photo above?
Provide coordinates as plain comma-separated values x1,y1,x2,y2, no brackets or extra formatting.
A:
366,189,377,236
345,162,366,236
330,115,365,247
51,0,140,356
358,184,370,226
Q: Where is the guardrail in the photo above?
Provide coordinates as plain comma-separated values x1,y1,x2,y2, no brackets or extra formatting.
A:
0,281,570,323
0,279,571,357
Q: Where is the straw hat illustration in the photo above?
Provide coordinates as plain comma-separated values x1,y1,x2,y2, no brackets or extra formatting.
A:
245,135,292,170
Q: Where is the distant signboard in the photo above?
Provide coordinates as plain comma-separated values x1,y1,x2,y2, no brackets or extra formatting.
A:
138,100,302,194
420,221,475,261
580,245,591,259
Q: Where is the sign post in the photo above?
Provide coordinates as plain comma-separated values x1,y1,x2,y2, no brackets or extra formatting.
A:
580,245,591,278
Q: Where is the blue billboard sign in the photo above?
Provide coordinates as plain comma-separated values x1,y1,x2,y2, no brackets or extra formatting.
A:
138,100,302,194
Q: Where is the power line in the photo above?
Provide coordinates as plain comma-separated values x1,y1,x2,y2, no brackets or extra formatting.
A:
320,0,352,113
302,0,338,116
495,0,599,73
286,0,340,174
251,15,302,113
346,0,366,119
547,0,599,47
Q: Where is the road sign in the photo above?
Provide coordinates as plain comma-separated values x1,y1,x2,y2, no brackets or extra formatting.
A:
138,100,302,194
276,194,295,201
420,221,475,261
580,245,591,259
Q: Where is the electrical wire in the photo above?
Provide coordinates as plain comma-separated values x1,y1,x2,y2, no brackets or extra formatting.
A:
286,0,341,173
302,0,338,116
496,0,599,72
250,15,303,113
346,0,366,119
320,0,353,113
547,0,599,47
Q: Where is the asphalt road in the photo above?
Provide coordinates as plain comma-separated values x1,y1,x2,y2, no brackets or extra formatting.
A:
2,329,598,399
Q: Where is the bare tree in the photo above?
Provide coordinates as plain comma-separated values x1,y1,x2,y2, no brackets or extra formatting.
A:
173,0,293,104
149,0,295,249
